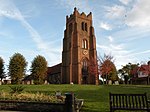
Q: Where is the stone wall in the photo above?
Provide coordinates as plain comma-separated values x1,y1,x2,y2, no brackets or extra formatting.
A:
0,93,83,112
0,101,64,112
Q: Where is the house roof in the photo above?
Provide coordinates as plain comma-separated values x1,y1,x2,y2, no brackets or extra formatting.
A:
130,66,139,75
47,63,62,75
137,64,150,77
139,65,150,71
130,64,150,76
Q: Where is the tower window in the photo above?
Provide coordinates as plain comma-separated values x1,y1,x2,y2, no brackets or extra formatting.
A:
81,22,88,32
82,59,88,76
82,39,88,49
83,60,88,69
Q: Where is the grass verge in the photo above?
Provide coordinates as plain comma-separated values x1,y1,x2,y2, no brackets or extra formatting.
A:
0,84,149,112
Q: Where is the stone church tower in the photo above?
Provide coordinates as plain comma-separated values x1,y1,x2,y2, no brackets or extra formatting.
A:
61,8,98,84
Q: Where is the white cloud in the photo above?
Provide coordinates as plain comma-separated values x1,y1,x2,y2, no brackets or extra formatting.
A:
0,0,22,20
119,0,132,5
126,0,150,27
107,36,113,42
128,50,150,57
57,0,92,15
20,19,61,66
0,0,61,66
57,0,77,9
97,43,135,69
115,55,137,69
105,5,126,19
100,22,112,30
97,43,127,56
110,44,124,50
110,26,150,43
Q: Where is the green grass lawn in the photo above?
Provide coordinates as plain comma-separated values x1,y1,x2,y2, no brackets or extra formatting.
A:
0,84,150,112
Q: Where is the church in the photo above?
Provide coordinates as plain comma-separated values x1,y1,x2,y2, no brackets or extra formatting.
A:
47,8,98,85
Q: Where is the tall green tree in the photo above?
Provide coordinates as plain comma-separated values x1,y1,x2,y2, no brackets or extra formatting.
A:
0,57,5,80
30,55,48,84
8,53,27,84
118,63,139,84
98,54,118,84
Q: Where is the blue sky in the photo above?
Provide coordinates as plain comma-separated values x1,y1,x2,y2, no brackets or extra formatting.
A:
0,0,150,71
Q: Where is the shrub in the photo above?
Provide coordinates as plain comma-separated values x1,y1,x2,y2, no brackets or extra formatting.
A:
0,90,64,103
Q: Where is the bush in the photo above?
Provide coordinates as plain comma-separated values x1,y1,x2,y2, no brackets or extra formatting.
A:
0,90,64,103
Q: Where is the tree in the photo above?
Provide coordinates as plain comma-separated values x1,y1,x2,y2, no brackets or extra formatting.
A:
8,53,27,84
0,57,5,80
30,55,48,84
98,54,117,84
118,63,139,84
88,56,99,85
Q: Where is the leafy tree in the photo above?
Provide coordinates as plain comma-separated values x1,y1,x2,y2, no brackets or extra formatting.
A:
30,55,48,84
98,54,117,84
118,63,139,84
0,57,5,80
8,53,27,84
109,66,118,82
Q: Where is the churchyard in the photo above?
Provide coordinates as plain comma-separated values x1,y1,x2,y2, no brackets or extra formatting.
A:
0,84,149,112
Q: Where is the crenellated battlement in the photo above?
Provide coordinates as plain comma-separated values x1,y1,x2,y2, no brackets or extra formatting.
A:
66,7,92,22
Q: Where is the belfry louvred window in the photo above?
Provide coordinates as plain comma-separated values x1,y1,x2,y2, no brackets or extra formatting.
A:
81,22,87,31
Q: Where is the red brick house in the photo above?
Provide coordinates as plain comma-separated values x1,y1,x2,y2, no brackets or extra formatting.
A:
131,62,150,85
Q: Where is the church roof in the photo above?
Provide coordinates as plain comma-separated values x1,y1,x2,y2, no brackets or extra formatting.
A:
47,63,62,75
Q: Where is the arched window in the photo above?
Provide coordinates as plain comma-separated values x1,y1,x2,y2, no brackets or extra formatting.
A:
82,58,89,84
82,39,88,49
83,60,87,69
81,22,88,32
